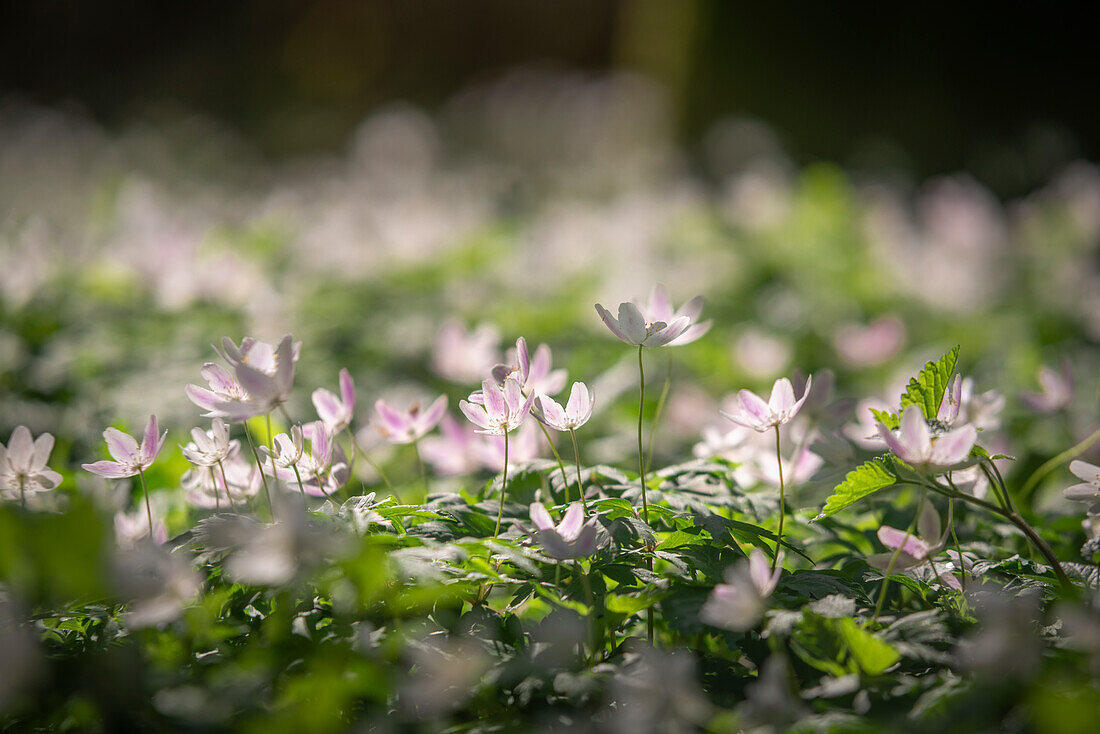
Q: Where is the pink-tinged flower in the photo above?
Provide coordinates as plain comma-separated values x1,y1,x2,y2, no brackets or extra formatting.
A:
374,395,448,444
529,502,599,560
834,315,906,368
0,425,63,497
261,425,305,471
641,284,711,346
491,337,568,397
594,295,692,348
419,415,482,476
700,548,782,631
537,382,594,432
938,374,963,424
180,418,237,467
868,504,966,590
312,368,356,432
431,319,502,383
721,376,812,432
1064,460,1100,514
114,510,168,549
1022,362,1073,414
459,377,535,435
187,336,300,421
182,454,261,508
83,415,167,478
842,398,894,450
877,405,976,472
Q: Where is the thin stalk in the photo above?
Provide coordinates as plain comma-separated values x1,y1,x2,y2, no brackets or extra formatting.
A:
949,499,967,591
637,345,654,644
576,560,597,665
208,466,222,509
242,421,273,514
19,476,25,510
215,459,239,513
137,467,153,537
985,458,1015,514
1019,425,1100,502
637,345,649,524
929,479,1071,589
535,420,571,502
569,428,587,512
872,486,926,623
343,426,394,494
291,463,307,497
772,425,786,572
494,431,510,538
644,350,673,475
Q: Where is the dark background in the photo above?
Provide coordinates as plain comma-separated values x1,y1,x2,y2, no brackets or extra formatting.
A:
2,1,1095,196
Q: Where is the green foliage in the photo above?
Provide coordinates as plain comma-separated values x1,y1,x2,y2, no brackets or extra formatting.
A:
899,345,960,420
813,457,898,521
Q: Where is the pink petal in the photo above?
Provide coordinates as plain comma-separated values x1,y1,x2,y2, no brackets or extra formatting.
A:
789,374,812,417
898,405,931,458
31,432,55,472
339,369,355,412
200,363,238,394
738,390,773,426
748,548,774,594
459,400,491,430
595,303,631,344
82,460,134,478
673,294,705,323
877,423,911,463
529,502,554,531
6,426,34,468
616,302,648,344
312,388,343,426
186,384,221,412
867,551,922,573
768,378,796,416
104,428,140,464
558,503,585,540
420,395,448,433
647,284,674,322
565,382,592,425
538,395,567,431
669,319,712,346
516,337,531,384
877,526,929,560
235,363,277,404
482,379,507,421
374,399,410,436
647,315,690,346
502,377,524,412
929,424,976,467
917,504,941,543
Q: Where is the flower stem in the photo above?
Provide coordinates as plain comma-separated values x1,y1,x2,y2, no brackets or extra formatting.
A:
19,476,25,510
216,459,239,513
494,431,510,539
291,463,307,497
569,428,587,512
576,560,597,665
242,422,273,516
637,345,649,524
413,438,431,496
644,350,673,475
872,486,926,623
772,425,786,572
637,345,654,644
343,427,394,494
208,466,222,509
536,420,571,503
1018,425,1100,504
137,467,153,537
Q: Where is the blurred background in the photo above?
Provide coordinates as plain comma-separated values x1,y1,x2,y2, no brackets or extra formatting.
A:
2,0,1099,506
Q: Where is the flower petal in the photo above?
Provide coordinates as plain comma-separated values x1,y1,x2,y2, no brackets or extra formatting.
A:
6,426,34,469
1069,460,1100,484
558,503,585,541
616,302,648,344
82,460,134,478
647,284,674,322
898,405,931,459
104,428,140,464
768,378,796,416
595,303,632,344
929,424,976,467
529,502,554,531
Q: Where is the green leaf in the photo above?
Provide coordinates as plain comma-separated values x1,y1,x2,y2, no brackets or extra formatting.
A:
813,457,897,521
605,591,661,615
899,345,960,420
836,618,901,675
869,408,899,431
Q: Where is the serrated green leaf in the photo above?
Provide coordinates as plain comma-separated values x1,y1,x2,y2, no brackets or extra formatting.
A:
813,457,898,521
899,345,960,420
869,408,899,431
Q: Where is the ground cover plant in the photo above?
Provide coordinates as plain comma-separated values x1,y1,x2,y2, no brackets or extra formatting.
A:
3,96,1100,733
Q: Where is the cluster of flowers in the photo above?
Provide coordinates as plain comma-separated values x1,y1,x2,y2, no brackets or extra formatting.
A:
2,282,1091,634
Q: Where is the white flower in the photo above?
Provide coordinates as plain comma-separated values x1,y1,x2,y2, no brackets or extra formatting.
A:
700,548,782,631
721,376,812,432
0,425,62,499
1065,460,1100,514
877,405,976,472
180,418,237,467
536,382,594,432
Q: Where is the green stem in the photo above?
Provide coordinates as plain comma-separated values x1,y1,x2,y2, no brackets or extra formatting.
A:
137,467,153,537
414,438,431,496
872,486,926,623
19,476,25,510
1019,425,1100,503
637,345,649,524
576,560,597,665
644,351,673,475
637,345,654,644
291,463,307,497
948,498,967,591
569,428,587,512
535,420,571,503
208,466,222,509
216,459,239,513
494,431,510,539
343,426,394,494
772,425,786,572
242,421,273,515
